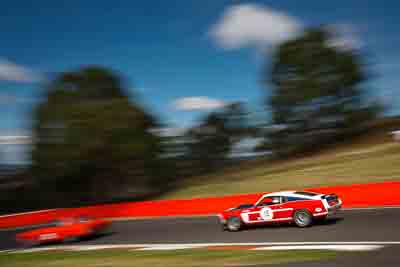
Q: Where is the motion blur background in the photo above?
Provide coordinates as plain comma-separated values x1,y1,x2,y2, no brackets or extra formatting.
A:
1,1,399,214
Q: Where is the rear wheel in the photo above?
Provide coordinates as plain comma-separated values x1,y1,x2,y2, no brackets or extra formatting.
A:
293,209,313,227
226,216,243,232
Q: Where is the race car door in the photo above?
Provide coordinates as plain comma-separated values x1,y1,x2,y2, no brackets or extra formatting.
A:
240,196,279,223
241,196,292,223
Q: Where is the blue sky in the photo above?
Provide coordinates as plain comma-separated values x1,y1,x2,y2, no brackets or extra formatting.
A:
1,0,400,163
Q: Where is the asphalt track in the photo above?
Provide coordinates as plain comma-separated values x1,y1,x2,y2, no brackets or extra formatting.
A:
1,208,400,266
0,208,399,248
87,208,400,245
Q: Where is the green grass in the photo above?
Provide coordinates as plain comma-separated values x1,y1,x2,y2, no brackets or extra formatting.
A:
0,249,339,267
162,131,400,199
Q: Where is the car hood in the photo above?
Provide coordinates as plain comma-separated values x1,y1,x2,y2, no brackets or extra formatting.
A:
17,229,50,239
226,203,254,211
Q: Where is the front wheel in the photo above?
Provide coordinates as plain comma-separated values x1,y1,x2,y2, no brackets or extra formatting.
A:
226,216,243,232
64,235,79,243
293,209,313,227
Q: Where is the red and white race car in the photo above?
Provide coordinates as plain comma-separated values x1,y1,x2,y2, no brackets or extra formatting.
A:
16,216,111,246
219,191,342,231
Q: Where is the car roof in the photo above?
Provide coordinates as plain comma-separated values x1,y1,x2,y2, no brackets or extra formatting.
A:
261,191,322,200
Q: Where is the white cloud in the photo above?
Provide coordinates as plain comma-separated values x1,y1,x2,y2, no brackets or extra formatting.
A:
0,135,32,145
151,127,187,137
209,4,362,52
0,58,42,83
209,4,302,50
172,97,227,111
0,93,38,105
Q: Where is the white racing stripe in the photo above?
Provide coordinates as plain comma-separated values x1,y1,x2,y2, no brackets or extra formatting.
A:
342,206,400,211
245,217,293,224
313,212,329,216
253,245,384,251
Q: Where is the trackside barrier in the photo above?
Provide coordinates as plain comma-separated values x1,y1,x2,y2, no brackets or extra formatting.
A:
1,181,399,229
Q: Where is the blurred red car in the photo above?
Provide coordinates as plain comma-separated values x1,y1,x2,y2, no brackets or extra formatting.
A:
16,216,111,246
219,191,342,231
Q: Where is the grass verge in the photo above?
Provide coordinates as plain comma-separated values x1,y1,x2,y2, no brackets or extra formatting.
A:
163,132,400,199
0,249,339,267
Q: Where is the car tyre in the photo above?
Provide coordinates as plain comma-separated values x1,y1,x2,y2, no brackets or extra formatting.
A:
221,223,228,231
293,209,313,227
226,216,243,232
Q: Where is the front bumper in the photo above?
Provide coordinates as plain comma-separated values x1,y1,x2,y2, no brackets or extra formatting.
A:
218,214,227,224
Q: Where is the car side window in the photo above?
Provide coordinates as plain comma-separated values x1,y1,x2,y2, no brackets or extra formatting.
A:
287,196,308,202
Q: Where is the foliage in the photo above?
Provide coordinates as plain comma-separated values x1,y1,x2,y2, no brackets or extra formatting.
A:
264,28,383,155
30,66,171,206
183,102,249,173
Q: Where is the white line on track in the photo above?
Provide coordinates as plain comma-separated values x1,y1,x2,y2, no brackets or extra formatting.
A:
0,209,58,218
114,242,400,246
137,245,204,251
2,241,400,254
253,245,384,251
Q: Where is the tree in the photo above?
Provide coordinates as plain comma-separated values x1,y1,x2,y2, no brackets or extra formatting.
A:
220,102,249,139
31,66,170,206
185,112,231,172
264,28,382,155
183,103,249,173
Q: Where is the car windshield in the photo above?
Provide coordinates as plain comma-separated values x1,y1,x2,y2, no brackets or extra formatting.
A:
49,219,63,226
257,196,281,206
237,204,254,209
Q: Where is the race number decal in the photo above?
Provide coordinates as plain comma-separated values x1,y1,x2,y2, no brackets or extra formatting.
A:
260,207,273,220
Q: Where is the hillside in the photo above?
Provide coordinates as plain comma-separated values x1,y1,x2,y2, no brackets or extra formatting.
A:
162,117,400,199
